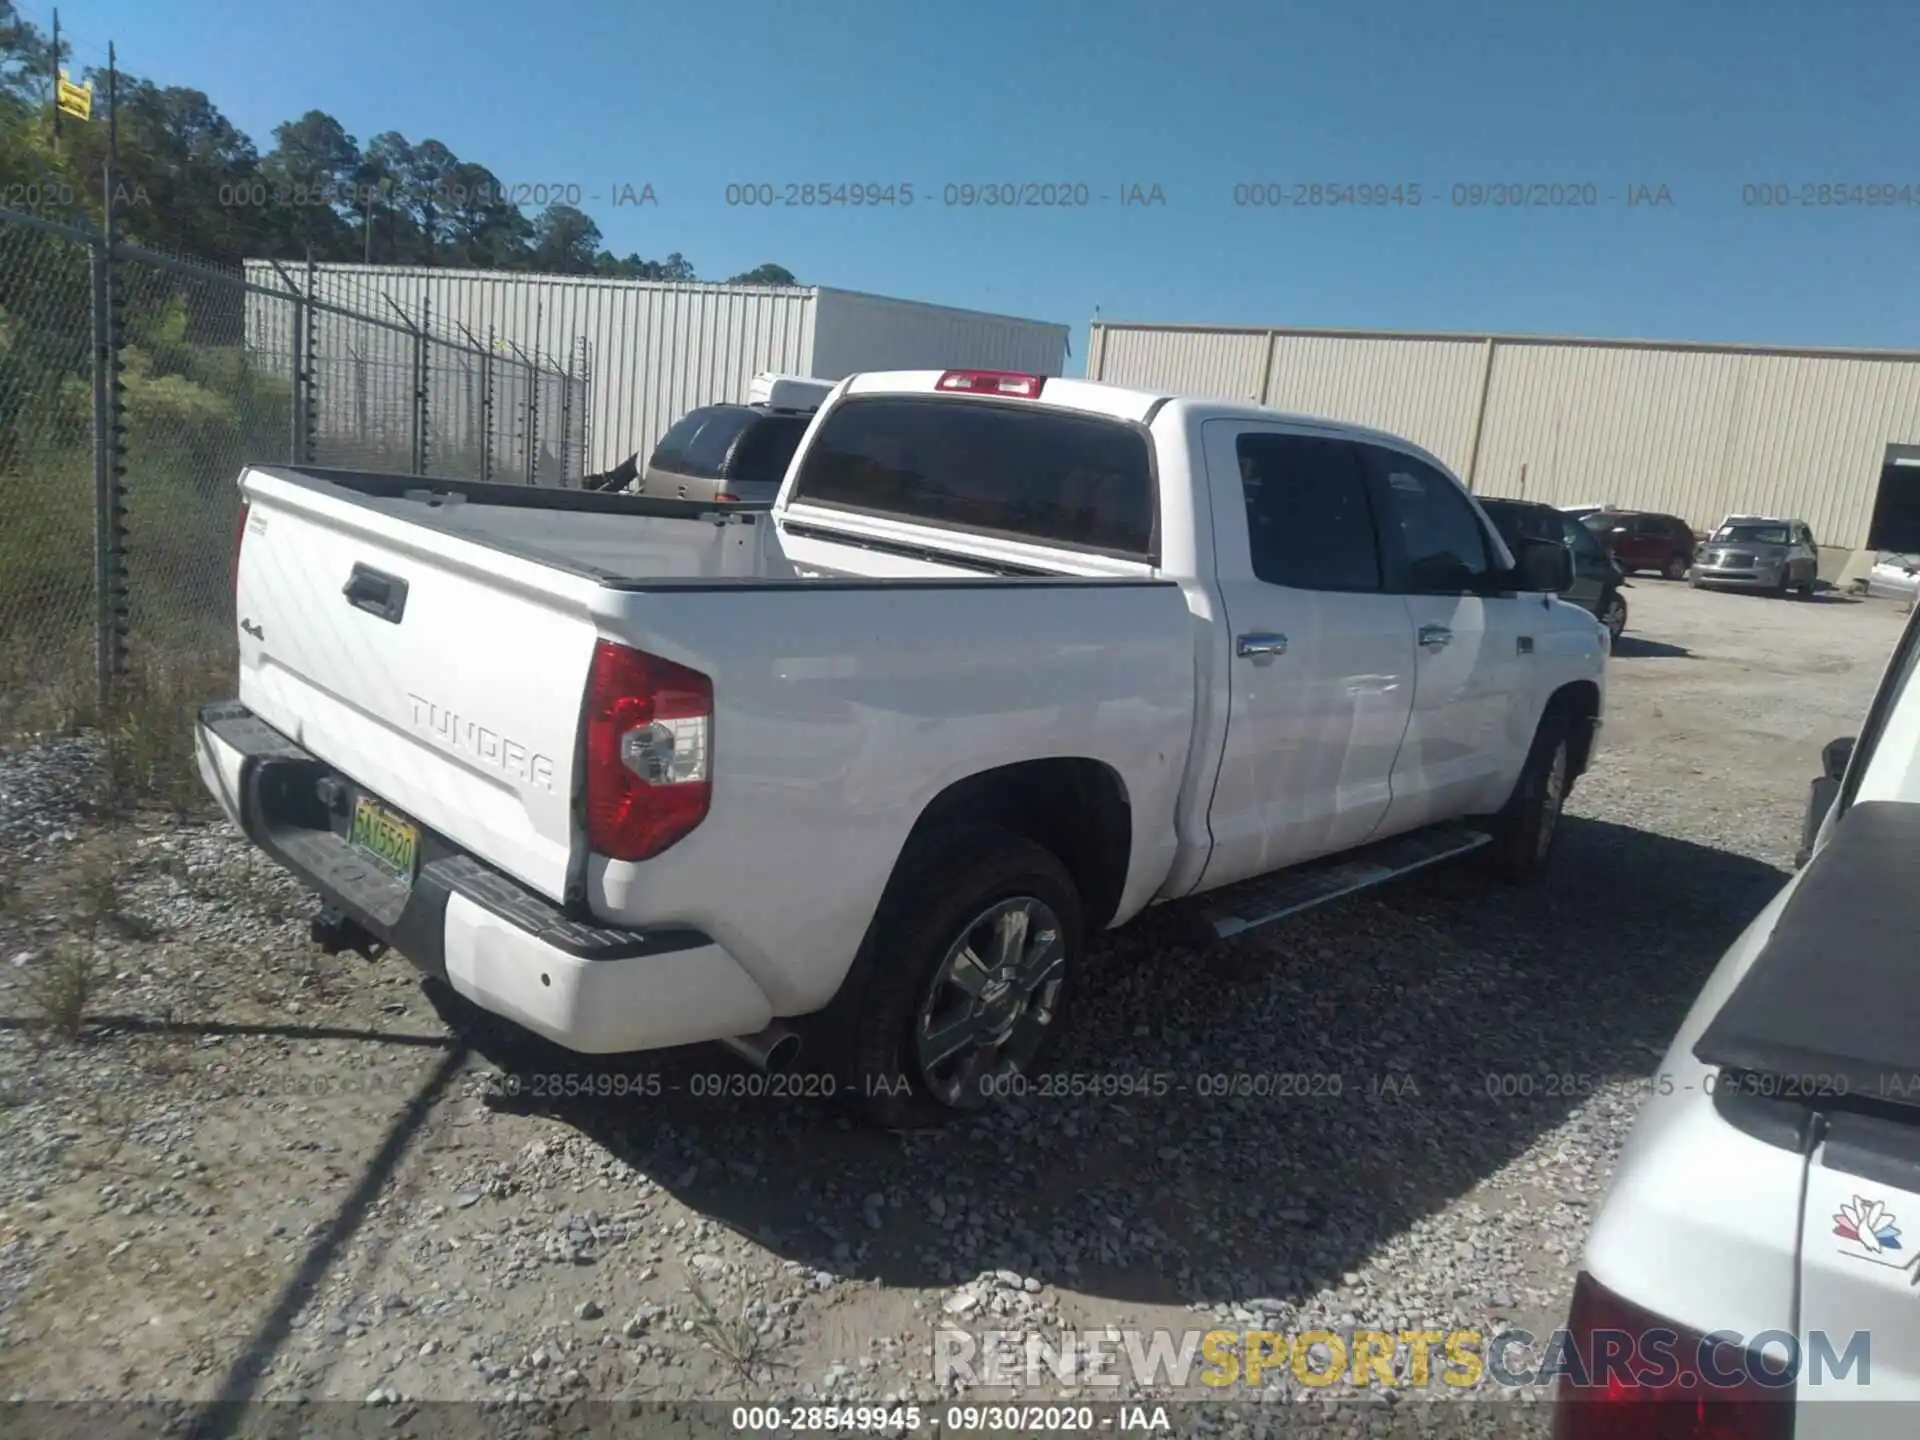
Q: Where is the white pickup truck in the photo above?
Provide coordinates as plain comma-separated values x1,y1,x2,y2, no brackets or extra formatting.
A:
196,368,1607,1127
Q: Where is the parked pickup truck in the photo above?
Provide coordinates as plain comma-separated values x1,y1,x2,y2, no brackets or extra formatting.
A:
196,368,1607,1127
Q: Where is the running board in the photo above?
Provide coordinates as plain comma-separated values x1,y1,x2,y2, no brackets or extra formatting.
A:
1197,824,1493,939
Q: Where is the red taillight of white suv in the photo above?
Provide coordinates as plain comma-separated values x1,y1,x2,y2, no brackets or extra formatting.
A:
1552,1271,1794,1440
583,639,713,861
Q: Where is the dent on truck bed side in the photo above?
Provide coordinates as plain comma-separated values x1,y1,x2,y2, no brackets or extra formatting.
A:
580,577,1198,1017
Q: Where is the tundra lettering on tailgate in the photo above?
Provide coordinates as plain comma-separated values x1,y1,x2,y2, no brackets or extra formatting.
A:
408,694,556,792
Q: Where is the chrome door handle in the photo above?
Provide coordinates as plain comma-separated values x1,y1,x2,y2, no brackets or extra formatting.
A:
1418,623,1453,649
1236,632,1287,658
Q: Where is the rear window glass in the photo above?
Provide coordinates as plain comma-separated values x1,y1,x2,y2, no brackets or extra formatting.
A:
729,414,810,487
648,410,710,472
675,407,758,479
788,396,1156,557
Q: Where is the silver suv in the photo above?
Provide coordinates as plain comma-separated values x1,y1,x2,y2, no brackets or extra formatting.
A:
632,402,814,505
1689,513,1819,597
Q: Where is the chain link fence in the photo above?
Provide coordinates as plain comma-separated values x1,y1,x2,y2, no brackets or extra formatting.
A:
0,208,589,752
0,217,97,741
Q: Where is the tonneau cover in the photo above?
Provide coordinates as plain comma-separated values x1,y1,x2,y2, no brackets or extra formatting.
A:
1694,800,1920,1106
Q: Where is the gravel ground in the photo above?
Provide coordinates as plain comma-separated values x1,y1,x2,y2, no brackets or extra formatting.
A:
0,581,1907,1437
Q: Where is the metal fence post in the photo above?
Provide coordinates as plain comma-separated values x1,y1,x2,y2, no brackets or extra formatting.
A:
480,328,494,483
288,279,307,465
558,349,574,486
516,343,540,486
89,227,112,703
90,165,128,698
302,253,319,464
414,296,431,475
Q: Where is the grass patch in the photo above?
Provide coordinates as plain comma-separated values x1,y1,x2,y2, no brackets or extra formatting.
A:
681,1280,793,1394
20,849,126,1040
23,938,100,1040
94,648,230,816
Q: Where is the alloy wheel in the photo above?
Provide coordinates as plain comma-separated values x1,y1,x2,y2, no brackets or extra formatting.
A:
914,896,1066,1109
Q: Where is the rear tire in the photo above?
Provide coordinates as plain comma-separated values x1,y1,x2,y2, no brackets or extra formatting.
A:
1796,576,1816,599
1484,714,1571,886
1601,592,1627,643
845,825,1082,1131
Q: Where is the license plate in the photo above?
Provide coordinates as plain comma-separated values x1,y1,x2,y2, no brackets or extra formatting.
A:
349,795,420,884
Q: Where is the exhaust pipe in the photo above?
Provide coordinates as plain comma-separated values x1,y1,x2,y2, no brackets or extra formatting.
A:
718,1021,802,1073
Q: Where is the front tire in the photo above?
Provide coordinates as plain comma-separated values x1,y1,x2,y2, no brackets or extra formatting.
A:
846,825,1082,1130
1484,715,1571,886
1664,554,1689,581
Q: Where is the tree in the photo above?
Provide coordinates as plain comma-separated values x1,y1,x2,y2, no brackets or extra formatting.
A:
0,2,54,110
259,110,360,258
529,203,600,274
727,263,797,286
358,131,420,263
95,79,261,261
402,137,458,256
443,160,528,268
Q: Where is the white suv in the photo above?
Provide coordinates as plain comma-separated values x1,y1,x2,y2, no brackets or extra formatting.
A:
1555,600,1920,1438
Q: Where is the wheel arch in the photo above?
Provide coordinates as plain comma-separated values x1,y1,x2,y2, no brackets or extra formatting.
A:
1547,678,1603,782
895,757,1135,932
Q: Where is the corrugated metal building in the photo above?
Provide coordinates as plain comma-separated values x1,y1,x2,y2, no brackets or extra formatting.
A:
245,262,1069,473
1087,321,1920,569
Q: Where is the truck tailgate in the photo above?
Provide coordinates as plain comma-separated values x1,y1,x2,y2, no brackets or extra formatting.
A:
234,469,606,901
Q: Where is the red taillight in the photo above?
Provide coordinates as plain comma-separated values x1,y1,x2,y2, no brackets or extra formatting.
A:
231,499,250,605
936,369,1045,399
583,640,713,861
1552,1272,1794,1440
714,491,740,503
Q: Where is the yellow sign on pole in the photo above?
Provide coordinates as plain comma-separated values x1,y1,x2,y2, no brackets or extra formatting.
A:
56,72,91,120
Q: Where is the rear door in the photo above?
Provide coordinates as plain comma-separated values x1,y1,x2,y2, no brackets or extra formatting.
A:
1361,444,1529,833
235,469,605,900
1615,514,1655,570
1561,513,1612,612
1195,424,1416,887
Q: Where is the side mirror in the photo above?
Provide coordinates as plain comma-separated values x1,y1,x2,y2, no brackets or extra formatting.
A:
1513,536,1572,593
1822,735,1856,782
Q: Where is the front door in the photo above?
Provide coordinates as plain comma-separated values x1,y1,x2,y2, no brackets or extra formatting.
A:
1361,444,1531,834
1194,423,1417,891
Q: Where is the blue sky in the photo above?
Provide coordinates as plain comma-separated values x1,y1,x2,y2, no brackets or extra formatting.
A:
42,0,1920,370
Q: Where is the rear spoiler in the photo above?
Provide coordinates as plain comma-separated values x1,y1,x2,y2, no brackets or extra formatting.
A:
1695,800,1920,1109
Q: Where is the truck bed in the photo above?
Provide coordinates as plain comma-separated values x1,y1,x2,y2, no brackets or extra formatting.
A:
252,465,781,584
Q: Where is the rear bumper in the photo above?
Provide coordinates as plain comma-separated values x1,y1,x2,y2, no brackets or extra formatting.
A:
194,702,774,1054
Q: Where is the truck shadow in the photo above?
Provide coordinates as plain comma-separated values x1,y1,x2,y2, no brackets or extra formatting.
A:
429,814,1788,1312
1609,635,1691,658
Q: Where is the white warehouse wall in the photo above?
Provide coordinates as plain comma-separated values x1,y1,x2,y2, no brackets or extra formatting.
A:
1089,321,1920,550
